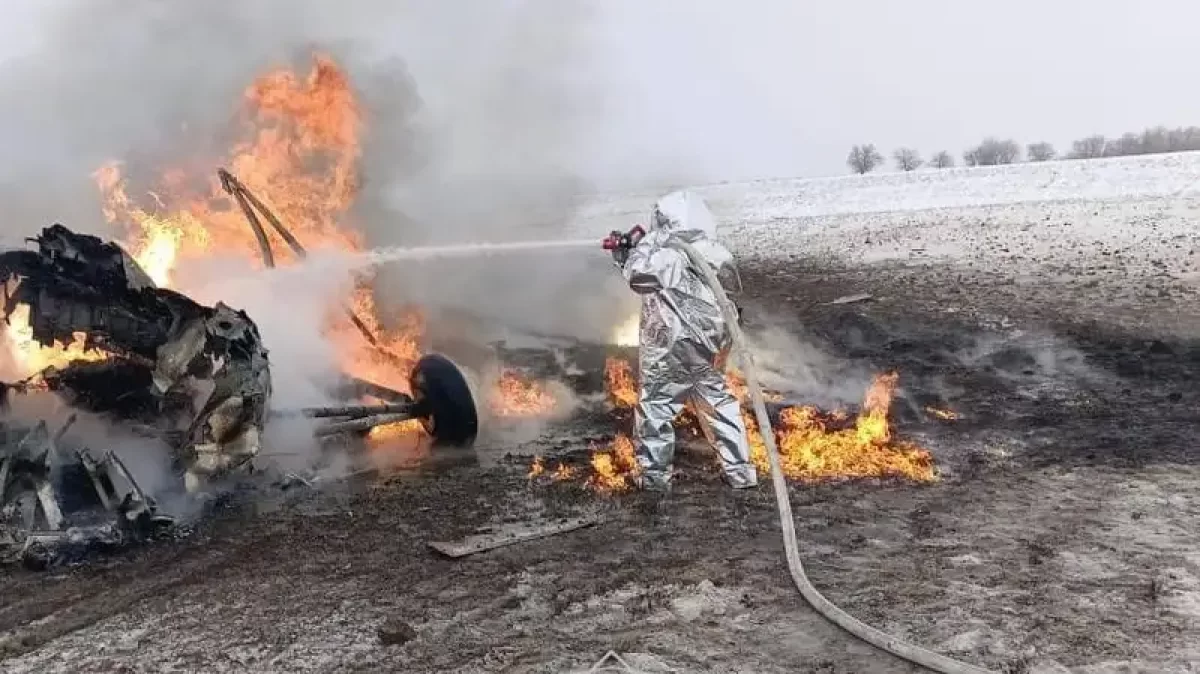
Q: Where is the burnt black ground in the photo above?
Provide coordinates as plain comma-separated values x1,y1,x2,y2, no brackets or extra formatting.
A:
2,257,1200,673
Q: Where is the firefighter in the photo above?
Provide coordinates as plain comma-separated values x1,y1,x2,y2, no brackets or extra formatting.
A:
608,191,757,491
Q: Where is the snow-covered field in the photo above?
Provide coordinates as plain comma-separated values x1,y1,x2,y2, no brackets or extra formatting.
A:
571,151,1200,273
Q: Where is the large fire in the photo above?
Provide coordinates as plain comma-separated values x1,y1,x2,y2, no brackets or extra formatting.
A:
532,353,937,491
1,54,554,441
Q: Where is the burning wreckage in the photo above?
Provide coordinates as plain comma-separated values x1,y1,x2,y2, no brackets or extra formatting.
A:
0,224,480,567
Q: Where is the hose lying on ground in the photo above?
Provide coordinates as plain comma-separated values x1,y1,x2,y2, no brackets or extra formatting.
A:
672,239,996,674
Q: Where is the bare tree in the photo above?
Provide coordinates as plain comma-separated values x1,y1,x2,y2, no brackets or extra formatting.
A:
964,137,1021,166
1167,126,1200,152
893,147,923,171
1061,126,1200,161
1026,142,1056,162
1104,132,1144,157
1068,135,1107,160
847,144,884,174
930,151,954,168
1142,126,1171,154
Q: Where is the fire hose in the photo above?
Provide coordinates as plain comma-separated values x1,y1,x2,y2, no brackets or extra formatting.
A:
669,238,995,674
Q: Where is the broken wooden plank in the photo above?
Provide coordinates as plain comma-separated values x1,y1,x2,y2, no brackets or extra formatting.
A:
827,293,873,306
428,516,602,558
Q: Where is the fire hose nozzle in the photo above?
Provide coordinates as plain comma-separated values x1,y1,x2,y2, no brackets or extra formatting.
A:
602,225,645,250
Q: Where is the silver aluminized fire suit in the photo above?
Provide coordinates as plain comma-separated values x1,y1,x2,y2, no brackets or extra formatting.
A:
614,191,758,490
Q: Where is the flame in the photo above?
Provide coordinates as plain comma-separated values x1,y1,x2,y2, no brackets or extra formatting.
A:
364,417,432,470
604,357,638,409
3,304,109,378
93,162,213,288
367,418,426,443
747,372,936,482
85,55,546,431
587,433,639,493
548,363,935,492
612,312,640,346
526,433,640,492
89,56,435,445
528,457,546,479
489,369,557,418
95,54,363,280
604,357,783,413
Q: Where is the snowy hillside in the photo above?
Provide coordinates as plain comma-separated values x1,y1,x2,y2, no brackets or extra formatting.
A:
570,151,1200,269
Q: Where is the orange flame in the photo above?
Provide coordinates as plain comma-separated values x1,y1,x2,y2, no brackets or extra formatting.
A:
587,434,639,493
527,457,577,482
604,357,638,409
526,434,640,492
3,304,109,377
725,367,784,404
490,369,556,418
528,457,546,479
747,372,935,482
544,366,935,492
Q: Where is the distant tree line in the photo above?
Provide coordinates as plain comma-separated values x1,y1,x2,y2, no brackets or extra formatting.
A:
846,125,1200,174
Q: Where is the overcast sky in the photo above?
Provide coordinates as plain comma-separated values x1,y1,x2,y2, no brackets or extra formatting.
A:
0,0,1195,193
588,0,1200,183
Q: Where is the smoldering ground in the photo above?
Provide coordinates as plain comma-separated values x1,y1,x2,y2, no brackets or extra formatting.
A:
5,245,1200,672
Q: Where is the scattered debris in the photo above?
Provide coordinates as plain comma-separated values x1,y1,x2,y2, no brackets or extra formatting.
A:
428,515,603,558
0,417,173,568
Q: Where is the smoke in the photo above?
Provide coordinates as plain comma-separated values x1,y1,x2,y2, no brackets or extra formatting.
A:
744,324,879,408
0,0,661,345
0,391,181,508
177,250,367,473
179,251,355,409
953,332,1110,393
351,1,624,342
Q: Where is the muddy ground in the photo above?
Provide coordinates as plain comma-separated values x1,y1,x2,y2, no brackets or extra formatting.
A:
2,251,1200,674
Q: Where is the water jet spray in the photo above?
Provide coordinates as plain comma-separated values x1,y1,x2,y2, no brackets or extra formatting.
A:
356,237,598,265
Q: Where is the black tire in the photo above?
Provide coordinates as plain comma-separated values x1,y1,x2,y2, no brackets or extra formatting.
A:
409,353,479,449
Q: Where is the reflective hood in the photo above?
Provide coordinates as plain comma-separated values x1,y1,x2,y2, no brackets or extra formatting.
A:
650,191,732,269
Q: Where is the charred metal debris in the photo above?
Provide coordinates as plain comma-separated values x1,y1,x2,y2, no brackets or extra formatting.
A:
0,223,269,567
0,169,483,567
0,415,174,569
